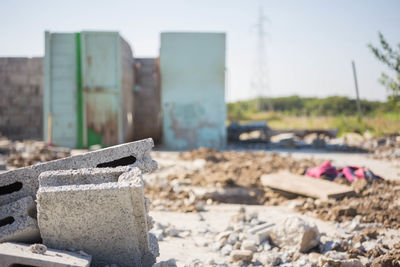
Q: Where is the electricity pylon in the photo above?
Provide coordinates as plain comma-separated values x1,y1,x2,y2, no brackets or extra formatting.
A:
250,7,273,111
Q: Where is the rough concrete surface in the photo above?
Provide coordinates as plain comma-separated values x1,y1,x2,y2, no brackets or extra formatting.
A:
0,242,91,267
37,167,156,267
0,196,40,243
269,215,320,253
0,138,157,205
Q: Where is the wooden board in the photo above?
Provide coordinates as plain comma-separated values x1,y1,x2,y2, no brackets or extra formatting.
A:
261,171,354,200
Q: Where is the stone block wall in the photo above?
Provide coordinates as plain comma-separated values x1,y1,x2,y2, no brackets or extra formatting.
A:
0,57,43,140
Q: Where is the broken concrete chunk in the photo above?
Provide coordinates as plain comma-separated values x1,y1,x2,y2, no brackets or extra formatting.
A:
270,216,320,253
0,242,91,267
30,243,47,254
152,259,177,267
37,167,156,267
0,138,157,206
231,249,253,262
320,257,365,267
0,196,40,243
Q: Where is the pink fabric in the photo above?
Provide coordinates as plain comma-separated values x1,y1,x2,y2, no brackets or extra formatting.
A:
306,161,339,178
306,161,368,182
341,167,355,182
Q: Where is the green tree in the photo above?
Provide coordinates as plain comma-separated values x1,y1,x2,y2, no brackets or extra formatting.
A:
368,32,400,104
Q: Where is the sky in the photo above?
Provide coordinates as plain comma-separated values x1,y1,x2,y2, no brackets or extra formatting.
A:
1,0,399,102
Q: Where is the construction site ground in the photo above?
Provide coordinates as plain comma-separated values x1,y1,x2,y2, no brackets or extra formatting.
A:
1,139,400,266
146,149,400,266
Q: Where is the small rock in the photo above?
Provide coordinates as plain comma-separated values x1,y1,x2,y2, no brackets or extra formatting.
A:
270,216,320,253
352,178,368,194
231,249,253,262
216,231,232,241
371,254,400,267
320,257,365,267
221,244,233,256
241,240,257,252
153,259,177,267
29,244,47,254
227,233,239,245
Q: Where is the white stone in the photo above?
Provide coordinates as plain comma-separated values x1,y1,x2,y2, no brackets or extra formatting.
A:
270,216,320,253
220,244,233,256
231,249,253,262
241,240,257,252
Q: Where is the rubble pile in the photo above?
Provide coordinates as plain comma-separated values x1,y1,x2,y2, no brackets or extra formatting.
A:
145,148,322,212
296,179,400,229
165,208,400,266
231,129,400,160
0,137,70,168
0,138,161,267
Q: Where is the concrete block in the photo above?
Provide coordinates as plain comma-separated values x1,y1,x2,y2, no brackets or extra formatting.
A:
0,242,91,267
0,196,40,243
37,167,157,267
0,138,157,205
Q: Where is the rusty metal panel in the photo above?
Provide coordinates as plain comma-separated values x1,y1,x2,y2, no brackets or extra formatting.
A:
160,32,226,149
80,32,123,147
133,58,161,143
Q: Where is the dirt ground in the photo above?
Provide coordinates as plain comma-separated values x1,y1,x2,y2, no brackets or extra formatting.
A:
145,148,400,266
2,138,400,266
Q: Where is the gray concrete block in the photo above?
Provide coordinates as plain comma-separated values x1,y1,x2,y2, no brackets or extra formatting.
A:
0,196,40,243
37,167,156,267
0,138,157,205
0,242,91,267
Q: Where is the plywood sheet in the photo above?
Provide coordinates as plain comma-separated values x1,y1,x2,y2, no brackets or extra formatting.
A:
261,171,354,199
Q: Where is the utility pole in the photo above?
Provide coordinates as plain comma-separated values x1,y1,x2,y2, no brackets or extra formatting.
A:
351,60,362,121
251,7,273,111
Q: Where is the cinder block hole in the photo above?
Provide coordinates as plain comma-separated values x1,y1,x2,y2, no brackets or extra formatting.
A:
0,216,15,227
0,182,23,195
97,155,136,168
10,264,40,267
27,205,37,219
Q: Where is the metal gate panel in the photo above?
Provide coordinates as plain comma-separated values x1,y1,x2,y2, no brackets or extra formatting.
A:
80,32,122,147
44,32,78,148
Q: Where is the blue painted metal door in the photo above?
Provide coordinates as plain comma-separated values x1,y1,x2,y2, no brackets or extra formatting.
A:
44,32,78,148
80,32,122,147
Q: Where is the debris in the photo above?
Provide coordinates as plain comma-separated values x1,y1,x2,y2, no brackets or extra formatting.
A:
152,259,177,267
230,249,253,262
371,253,400,267
261,171,355,200
30,243,47,254
297,179,400,229
269,216,320,253
320,257,365,267
0,138,157,206
0,242,91,267
37,167,156,267
0,196,40,243
306,161,382,182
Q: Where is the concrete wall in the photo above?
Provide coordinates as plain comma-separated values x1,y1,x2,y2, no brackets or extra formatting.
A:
133,58,162,144
0,57,43,140
160,32,227,150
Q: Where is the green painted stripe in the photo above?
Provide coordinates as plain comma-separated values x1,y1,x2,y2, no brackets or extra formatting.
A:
76,32,84,148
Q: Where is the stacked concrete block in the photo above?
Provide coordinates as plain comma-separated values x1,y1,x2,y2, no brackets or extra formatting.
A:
37,167,157,267
0,196,40,243
0,242,91,267
0,138,157,206
0,57,43,140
